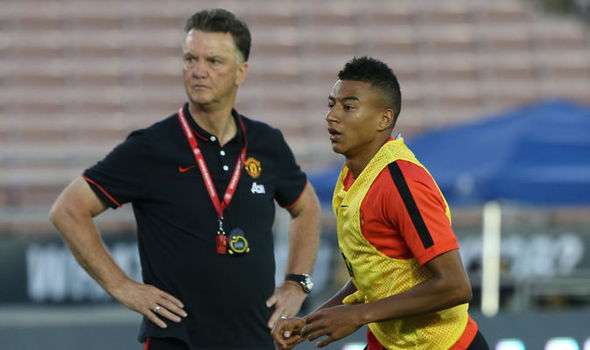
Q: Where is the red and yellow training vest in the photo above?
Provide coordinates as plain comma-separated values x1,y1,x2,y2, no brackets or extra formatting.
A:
332,139,468,350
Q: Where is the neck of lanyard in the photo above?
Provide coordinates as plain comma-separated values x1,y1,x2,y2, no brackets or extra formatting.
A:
177,107,247,221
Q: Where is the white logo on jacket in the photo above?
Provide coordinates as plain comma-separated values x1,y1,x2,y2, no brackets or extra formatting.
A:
250,182,266,194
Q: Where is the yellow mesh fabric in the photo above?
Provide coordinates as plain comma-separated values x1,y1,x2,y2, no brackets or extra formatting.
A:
333,139,468,350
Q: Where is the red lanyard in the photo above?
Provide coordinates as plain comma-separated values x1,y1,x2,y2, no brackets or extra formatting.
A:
177,107,247,220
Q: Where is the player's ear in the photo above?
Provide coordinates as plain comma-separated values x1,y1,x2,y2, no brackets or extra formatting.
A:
377,108,395,132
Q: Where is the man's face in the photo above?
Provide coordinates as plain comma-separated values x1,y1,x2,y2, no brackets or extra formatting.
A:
326,80,387,158
182,30,248,108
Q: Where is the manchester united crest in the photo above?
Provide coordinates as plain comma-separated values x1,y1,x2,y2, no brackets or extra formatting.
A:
244,157,262,178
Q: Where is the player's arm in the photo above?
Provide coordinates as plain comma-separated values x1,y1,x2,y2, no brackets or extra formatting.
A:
266,182,321,329
313,249,470,324
364,249,471,320
50,176,187,327
302,251,471,347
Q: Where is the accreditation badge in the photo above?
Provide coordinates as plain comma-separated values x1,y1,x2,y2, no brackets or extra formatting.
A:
228,228,250,255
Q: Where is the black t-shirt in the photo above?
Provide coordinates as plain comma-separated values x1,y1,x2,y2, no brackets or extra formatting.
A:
83,104,307,349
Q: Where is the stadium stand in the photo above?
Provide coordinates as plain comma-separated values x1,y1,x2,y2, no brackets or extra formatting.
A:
1,0,590,234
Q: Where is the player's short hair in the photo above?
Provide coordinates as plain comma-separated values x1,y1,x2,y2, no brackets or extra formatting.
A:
185,9,251,62
338,56,402,118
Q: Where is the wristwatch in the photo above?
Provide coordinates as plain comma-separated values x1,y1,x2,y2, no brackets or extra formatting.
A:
285,273,314,294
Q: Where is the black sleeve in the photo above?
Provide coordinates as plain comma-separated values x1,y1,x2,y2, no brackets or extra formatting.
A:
82,130,150,208
271,128,308,208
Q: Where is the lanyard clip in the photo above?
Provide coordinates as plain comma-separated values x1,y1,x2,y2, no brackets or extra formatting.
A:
217,217,226,235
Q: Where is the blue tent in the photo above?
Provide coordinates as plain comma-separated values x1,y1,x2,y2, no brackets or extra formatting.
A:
308,99,590,207
407,98,590,207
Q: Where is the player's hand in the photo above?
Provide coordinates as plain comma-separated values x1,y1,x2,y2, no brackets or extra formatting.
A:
109,278,187,328
266,281,307,329
272,316,306,350
301,305,363,348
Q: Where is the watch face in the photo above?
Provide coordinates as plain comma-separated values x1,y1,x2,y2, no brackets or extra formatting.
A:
302,276,314,293
305,280,314,292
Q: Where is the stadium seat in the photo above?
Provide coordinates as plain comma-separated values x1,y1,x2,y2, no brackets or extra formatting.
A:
2,0,590,234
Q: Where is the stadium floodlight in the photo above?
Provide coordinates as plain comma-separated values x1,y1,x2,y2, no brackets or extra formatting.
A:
545,337,579,350
341,343,366,350
496,338,526,350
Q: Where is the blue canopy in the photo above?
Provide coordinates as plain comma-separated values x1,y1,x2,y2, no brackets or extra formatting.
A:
407,99,590,206
309,99,590,207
